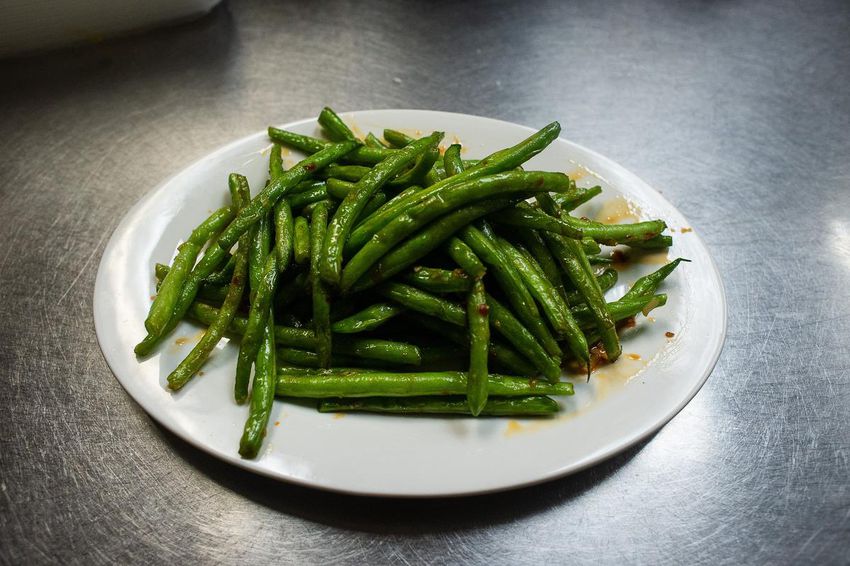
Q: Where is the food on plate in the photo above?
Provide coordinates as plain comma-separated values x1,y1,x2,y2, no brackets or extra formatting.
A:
136,107,684,458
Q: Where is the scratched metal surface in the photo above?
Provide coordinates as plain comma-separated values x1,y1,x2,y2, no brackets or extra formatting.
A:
1,0,848,563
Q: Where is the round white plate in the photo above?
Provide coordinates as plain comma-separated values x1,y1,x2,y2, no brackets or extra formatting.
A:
94,110,725,497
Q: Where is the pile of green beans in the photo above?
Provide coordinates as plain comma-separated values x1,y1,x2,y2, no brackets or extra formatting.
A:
138,107,684,458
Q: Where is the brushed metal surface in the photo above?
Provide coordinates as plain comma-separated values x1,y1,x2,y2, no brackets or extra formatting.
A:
1,0,848,564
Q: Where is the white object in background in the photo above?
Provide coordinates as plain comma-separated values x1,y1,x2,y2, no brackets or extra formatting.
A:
0,0,222,57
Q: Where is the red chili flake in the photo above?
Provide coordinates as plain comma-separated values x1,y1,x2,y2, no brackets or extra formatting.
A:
477,304,490,316
665,331,675,338
305,163,317,171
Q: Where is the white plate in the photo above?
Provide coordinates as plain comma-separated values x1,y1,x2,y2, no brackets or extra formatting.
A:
94,110,725,497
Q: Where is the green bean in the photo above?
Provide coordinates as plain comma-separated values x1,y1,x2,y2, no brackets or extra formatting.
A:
233,262,280,404
517,228,569,302
582,237,602,255
275,371,572,398
424,163,445,186
345,122,561,253
566,268,619,306
269,143,284,179
405,267,471,293
144,205,234,336
554,185,602,212
467,279,489,416
203,253,235,286
440,143,464,197
234,208,275,402
167,252,248,392
217,141,358,250
573,294,668,328
274,200,294,272
310,201,333,367
331,303,405,333
324,165,371,183
424,159,479,185
155,264,230,306
321,132,443,286
277,366,385,376
627,234,673,250
248,213,272,292
350,199,513,292
383,128,414,148
239,306,277,458
135,176,248,356
543,232,621,362
497,237,572,335
302,198,337,217
341,172,570,291
387,184,423,202
462,224,561,359
620,259,687,301
326,299,371,324
500,239,590,368
443,144,464,177
293,216,311,264
360,191,388,219
187,302,315,349
287,182,330,210
241,340,278,458
318,395,561,416
333,339,421,365
267,127,393,165
389,144,440,187
318,107,356,142
489,205,584,239
353,184,422,228
558,215,667,246
365,132,389,148
446,237,486,279
325,178,356,199
165,186,250,390
290,179,326,195
486,294,561,382
379,282,465,326
187,301,426,364
267,128,326,153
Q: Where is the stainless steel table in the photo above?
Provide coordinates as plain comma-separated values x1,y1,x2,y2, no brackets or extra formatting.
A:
2,1,848,563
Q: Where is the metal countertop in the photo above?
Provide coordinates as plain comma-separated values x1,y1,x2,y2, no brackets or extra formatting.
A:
1,0,848,563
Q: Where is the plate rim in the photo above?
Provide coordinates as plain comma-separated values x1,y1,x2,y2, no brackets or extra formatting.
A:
93,108,727,498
